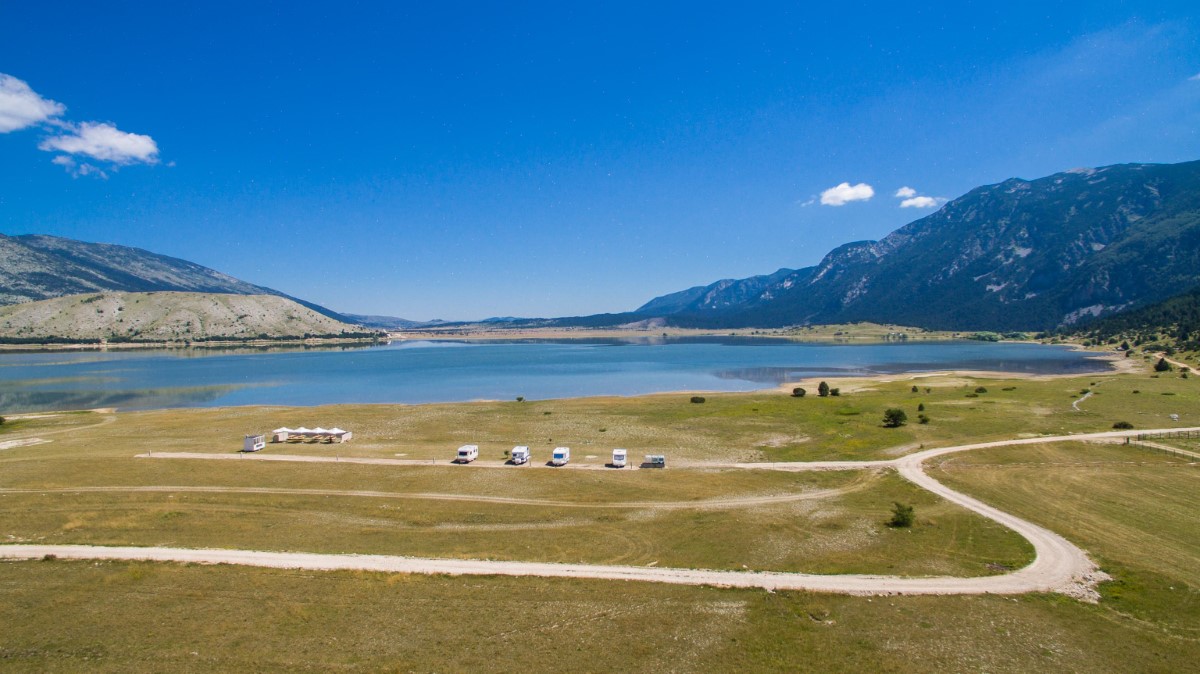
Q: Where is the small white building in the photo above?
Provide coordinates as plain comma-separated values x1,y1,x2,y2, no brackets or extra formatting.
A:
243,434,266,452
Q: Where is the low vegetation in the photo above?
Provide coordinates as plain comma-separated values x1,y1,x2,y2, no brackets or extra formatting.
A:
0,358,1195,670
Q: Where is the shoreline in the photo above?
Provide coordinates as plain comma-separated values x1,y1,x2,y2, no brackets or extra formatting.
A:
0,351,1130,417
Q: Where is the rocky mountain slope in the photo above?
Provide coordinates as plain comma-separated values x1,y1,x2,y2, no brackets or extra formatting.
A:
0,292,377,343
636,160,1200,331
0,233,347,321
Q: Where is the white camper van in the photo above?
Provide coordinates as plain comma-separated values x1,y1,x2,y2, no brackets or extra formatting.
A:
455,444,479,463
551,447,570,466
511,446,530,465
611,448,627,468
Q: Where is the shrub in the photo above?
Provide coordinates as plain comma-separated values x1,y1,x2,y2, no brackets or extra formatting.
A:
911,385,919,393
791,387,806,398
917,403,925,412
974,386,988,394
918,414,930,424
690,396,706,404
829,388,841,397
1112,421,1134,429
1154,357,1172,372
515,396,525,402
965,393,979,398
882,408,908,428
817,381,830,397
888,502,915,528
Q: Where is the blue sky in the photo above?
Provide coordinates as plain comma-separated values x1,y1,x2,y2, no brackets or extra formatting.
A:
2,2,1199,320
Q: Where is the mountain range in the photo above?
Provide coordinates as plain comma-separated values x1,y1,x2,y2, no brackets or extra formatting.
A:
3,159,1199,334
0,233,349,322
630,160,1200,331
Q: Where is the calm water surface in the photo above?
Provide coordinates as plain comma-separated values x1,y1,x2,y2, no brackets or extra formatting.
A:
0,338,1110,413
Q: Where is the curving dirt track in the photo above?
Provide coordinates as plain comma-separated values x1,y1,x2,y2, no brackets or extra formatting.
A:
4,427,1198,599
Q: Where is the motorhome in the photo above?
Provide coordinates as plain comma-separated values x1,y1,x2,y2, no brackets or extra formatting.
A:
611,448,627,468
551,447,570,466
511,446,530,465
644,454,666,468
455,444,479,463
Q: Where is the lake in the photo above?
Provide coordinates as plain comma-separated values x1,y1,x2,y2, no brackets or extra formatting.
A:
0,338,1110,413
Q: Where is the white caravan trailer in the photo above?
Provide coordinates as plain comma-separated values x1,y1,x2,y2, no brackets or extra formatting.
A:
243,434,266,452
611,448,628,468
551,447,570,466
511,446,531,465
456,444,479,463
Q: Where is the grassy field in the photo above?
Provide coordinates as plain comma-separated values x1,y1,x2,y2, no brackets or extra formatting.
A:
2,436,1197,673
0,363,1197,670
0,409,1030,576
7,360,1187,467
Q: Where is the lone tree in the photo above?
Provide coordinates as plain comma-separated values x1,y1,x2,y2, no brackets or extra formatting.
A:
791,387,806,398
888,502,915,528
817,381,831,397
1154,357,1172,372
882,408,908,427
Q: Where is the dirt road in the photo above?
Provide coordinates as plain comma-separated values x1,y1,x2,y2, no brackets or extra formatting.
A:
5,426,1198,599
0,482,865,510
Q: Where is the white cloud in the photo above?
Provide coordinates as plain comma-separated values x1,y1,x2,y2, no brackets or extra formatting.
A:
894,186,917,198
900,196,940,208
1190,72,1200,81
40,121,159,165
0,73,65,133
51,155,108,179
820,182,875,206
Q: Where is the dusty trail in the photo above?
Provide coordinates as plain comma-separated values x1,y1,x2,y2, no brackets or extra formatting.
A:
6,426,1199,598
0,482,866,510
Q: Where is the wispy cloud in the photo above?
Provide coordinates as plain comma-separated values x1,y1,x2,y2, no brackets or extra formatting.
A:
1190,72,1200,82
899,196,940,208
40,121,159,165
893,185,944,208
0,74,65,133
820,182,874,206
0,72,161,177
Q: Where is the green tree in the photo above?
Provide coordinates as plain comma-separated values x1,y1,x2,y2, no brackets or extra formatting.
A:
882,408,908,427
917,403,925,411
791,387,806,397
888,502,914,528
1112,421,1134,429
817,381,830,397
1154,357,1172,372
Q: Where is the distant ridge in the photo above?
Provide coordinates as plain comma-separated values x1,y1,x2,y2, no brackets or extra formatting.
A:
0,292,378,343
631,160,1200,331
0,233,351,323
